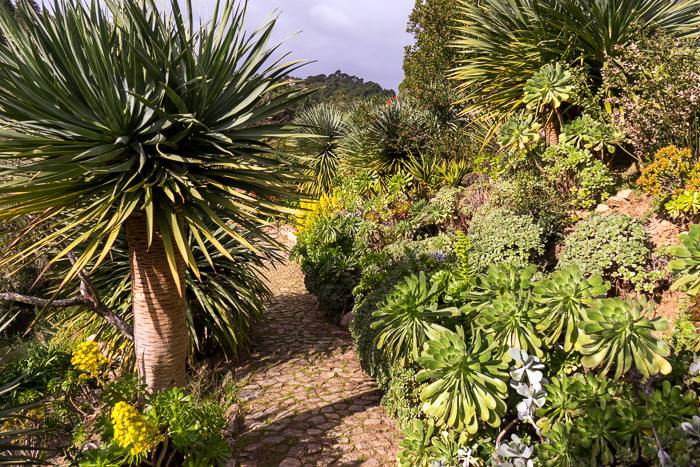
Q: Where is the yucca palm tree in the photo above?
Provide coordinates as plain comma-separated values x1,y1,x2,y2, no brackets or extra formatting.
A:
282,103,347,196
342,97,434,176
453,0,700,120
0,0,308,392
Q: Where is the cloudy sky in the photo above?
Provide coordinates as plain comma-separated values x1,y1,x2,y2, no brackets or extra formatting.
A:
42,0,414,91
206,0,415,91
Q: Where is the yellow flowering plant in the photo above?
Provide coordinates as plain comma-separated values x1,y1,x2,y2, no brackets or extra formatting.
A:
110,401,162,456
71,341,109,380
296,194,342,232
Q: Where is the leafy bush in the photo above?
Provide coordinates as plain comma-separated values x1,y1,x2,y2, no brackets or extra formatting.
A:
291,214,362,320
490,175,570,242
342,97,434,175
467,207,544,272
540,144,614,209
559,213,662,292
603,32,700,161
637,145,698,197
0,341,72,406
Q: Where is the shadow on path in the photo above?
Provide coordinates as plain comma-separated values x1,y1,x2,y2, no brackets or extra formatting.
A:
228,262,399,467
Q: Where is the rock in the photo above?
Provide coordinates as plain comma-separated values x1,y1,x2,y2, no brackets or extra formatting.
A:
226,404,241,435
595,203,611,213
339,311,353,328
606,196,626,207
279,459,302,467
619,189,634,200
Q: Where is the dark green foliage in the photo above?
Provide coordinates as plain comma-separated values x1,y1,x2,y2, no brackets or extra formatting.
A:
0,341,71,406
342,98,434,176
603,32,700,160
466,207,544,272
286,70,395,118
453,0,700,121
643,381,698,436
540,145,614,210
149,388,231,466
0,375,50,466
401,0,464,122
281,103,347,195
292,215,361,321
559,213,662,292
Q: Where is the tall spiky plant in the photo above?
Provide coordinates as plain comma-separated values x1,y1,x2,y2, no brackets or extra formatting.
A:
0,0,308,392
284,103,347,196
453,0,700,121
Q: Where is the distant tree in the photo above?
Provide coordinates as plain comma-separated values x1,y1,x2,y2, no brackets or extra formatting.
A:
299,70,394,109
400,0,466,122
0,0,40,45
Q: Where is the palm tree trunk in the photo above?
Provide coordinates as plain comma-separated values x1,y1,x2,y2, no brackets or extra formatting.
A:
544,119,559,146
126,212,187,393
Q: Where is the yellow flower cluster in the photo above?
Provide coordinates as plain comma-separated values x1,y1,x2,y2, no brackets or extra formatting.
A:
111,402,162,455
297,194,341,232
71,341,108,379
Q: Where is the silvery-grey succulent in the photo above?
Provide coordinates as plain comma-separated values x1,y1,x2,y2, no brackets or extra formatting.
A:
682,415,700,444
690,353,700,376
509,348,548,424
492,434,534,467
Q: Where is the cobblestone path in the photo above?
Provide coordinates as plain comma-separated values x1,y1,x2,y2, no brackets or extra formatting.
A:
229,261,400,467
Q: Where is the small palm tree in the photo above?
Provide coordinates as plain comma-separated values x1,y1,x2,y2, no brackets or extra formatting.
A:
0,0,307,392
343,97,434,176
283,103,347,196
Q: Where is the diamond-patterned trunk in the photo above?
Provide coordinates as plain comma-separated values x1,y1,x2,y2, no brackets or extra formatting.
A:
126,212,187,392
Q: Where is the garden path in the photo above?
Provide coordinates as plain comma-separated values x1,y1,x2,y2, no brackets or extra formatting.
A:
228,260,400,467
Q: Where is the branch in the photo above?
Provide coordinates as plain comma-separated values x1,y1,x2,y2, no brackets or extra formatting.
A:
0,293,89,308
0,292,134,341
56,231,134,341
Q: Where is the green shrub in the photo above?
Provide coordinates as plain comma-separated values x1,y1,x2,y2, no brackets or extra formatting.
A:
291,215,362,320
490,175,570,241
467,207,544,272
541,145,614,209
0,341,72,406
558,213,662,293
